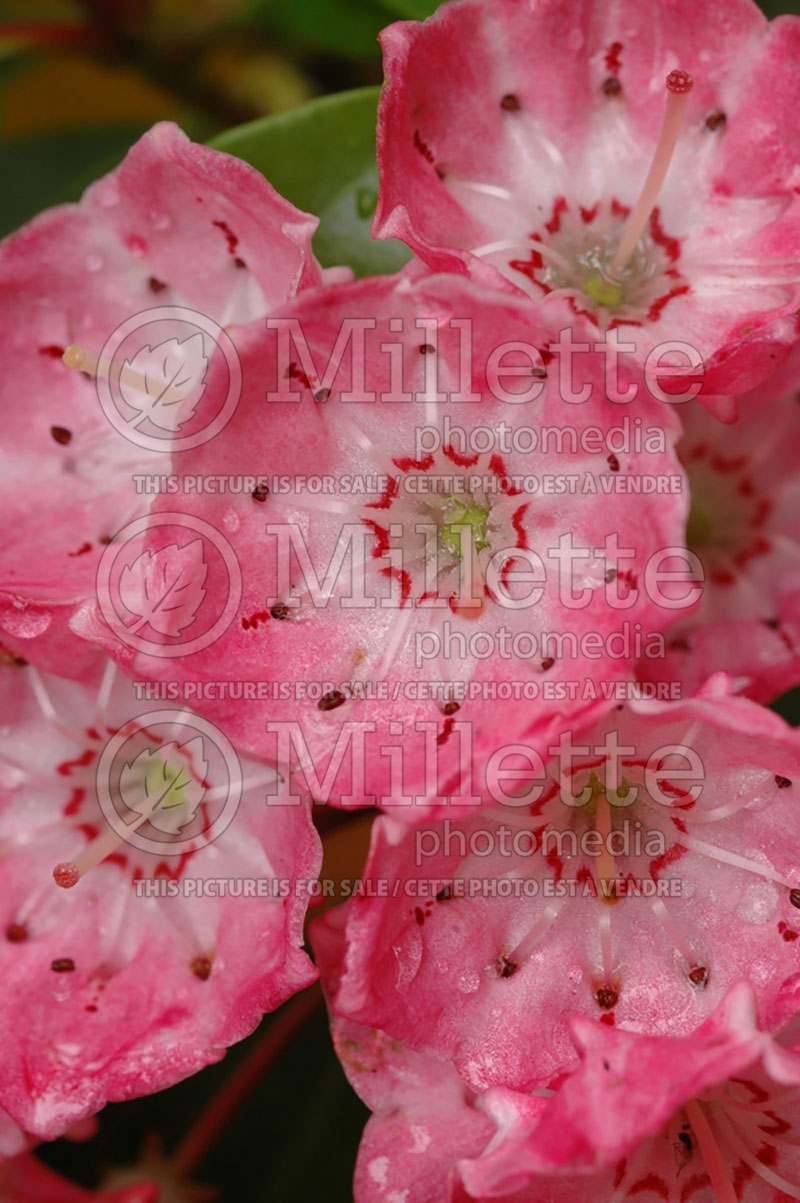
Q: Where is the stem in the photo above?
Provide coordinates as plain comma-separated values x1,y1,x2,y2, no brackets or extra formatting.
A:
173,985,322,1176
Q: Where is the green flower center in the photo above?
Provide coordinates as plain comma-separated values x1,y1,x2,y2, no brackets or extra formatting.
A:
438,499,490,559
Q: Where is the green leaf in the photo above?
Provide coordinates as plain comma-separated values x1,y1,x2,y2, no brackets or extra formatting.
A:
249,0,388,59
211,87,411,279
0,126,149,239
373,0,442,18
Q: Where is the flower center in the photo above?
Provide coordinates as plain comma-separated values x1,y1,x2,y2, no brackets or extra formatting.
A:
471,70,694,323
438,498,490,559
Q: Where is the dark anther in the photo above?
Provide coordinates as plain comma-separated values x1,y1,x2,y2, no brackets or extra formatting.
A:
419,344,435,355
314,389,331,403
191,956,212,980
790,889,800,909
252,484,270,503
705,109,726,132
442,700,461,716
602,78,622,97
500,93,521,111
775,775,792,789
607,454,620,472
148,277,167,293
270,603,290,621
5,923,27,943
497,955,519,978
436,884,453,901
51,958,75,972
595,986,618,1009
234,256,247,269
50,426,72,446
318,689,347,712
541,657,555,672
689,966,708,989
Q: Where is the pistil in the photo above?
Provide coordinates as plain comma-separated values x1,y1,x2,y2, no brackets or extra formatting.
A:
684,1100,738,1203
607,69,694,281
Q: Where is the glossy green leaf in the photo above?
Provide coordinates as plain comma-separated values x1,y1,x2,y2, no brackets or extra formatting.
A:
211,87,411,279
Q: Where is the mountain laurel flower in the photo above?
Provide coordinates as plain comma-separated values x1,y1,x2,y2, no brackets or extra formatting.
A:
0,122,325,680
75,271,689,809
639,347,800,704
316,677,800,1094
375,0,800,411
0,658,318,1140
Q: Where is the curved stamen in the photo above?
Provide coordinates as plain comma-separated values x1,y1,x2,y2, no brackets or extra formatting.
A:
608,70,694,280
684,1099,739,1203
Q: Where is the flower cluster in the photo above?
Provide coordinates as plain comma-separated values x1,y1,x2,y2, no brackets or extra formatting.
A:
1,0,800,1198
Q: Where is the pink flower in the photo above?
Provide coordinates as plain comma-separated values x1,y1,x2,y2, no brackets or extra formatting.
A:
0,658,318,1140
75,271,688,808
639,349,800,704
0,122,323,679
316,677,800,1094
375,0,800,408
462,982,800,1201
319,968,800,1202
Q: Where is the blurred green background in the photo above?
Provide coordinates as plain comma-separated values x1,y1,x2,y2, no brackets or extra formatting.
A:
2,0,798,1198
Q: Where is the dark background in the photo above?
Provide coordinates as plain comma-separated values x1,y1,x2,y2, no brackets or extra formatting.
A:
2,0,798,1199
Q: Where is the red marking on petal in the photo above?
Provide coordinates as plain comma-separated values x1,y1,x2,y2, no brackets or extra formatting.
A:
392,454,435,472
511,503,529,550
57,750,95,776
611,198,631,220
413,130,435,164
680,1175,712,1203
760,1110,792,1137
442,444,479,468
286,361,313,389
647,283,690,323
488,454,521,495
599,1013,615,1026
212,219,239,254
628,1173,668,1199
649,842,686,882
546,846,563,883
154,852,194,880
363,519,390,558
68,542,93,558
544,196,568,235
366,477,400,511
63,787,86,817
381,566,412,608
241,610,270,631
436,719,456,748
39,344,65,359
580,203,599,224
649,208,681,262
605,41,623,73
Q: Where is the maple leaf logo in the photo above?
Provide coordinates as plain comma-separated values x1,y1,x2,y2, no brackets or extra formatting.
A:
118,539,208,636
120,334,208,432
119,738,208,836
